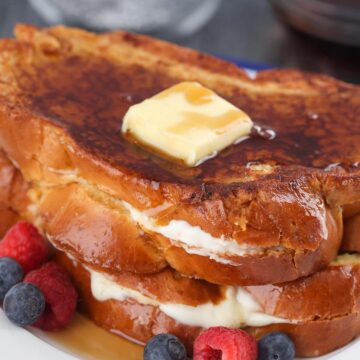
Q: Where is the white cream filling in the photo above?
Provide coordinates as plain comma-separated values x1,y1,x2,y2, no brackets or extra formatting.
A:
88,267,290,328
122,201,279,265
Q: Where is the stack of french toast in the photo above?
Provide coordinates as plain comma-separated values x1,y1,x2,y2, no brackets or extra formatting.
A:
0,24,359,358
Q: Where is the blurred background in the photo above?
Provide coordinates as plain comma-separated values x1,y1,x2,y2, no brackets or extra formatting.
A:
0,0,360,83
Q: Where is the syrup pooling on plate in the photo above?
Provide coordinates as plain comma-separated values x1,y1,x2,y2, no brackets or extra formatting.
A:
31,314,143,360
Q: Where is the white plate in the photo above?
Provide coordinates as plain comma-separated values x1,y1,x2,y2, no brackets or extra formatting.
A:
0,310,76,360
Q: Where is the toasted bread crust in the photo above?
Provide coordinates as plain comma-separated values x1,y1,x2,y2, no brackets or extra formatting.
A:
38,183,168,274
0,25,358,284
0,150,28,236
247,261,360,356
0,205,18,238
55,250,360,357
163,206,342,285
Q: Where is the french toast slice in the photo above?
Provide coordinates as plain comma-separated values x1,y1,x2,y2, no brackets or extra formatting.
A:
34,181,342,284
0,24,359,285
56,251,360,358
1,150,360,357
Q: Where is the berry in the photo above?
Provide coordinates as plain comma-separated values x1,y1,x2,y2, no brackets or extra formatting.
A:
193,327,257,360
24,261,78,331
0,257,24,300
4,282,45,326
0,221,49,273
258,332,295,360
144,333,187,360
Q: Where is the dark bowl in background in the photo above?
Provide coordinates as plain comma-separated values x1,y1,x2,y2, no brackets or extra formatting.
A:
269,0,360,47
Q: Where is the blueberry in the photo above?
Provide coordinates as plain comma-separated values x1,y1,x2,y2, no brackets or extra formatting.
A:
258,332,295,360
144,333,187,360
3,282,45,327
0,257,24,300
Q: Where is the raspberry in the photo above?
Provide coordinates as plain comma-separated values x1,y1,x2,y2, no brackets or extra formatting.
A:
0,222,49,273
24,261,78,331
193,327,258,360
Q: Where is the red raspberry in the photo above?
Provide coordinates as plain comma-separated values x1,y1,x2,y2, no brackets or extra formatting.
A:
193,327,258,360
24,261,78,331
0,221,49,273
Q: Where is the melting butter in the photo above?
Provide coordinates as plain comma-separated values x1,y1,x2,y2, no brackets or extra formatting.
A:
122,81,253,167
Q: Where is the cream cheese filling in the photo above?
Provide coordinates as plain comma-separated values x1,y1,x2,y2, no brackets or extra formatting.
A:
88,266,290,329
122,200,283,265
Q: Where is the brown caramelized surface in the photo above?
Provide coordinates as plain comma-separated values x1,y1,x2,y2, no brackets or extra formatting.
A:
5,27,360,186
0,25,357,287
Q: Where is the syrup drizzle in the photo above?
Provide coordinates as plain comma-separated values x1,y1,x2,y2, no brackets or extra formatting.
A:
154,81,214,105
156,82,251,135
250,124,276,140
168,110,244,135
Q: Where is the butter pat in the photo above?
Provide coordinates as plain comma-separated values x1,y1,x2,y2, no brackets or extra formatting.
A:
122,81,253,166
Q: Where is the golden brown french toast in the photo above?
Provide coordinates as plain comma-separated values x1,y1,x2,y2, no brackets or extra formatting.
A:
56,251,360,358
0,24,359,285
1,149,360,358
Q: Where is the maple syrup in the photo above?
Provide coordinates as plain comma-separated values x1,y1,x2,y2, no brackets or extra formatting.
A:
155,82,250,135
168,110,244,135
154,81,213,105
30,314,143,360
250,124,276,140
